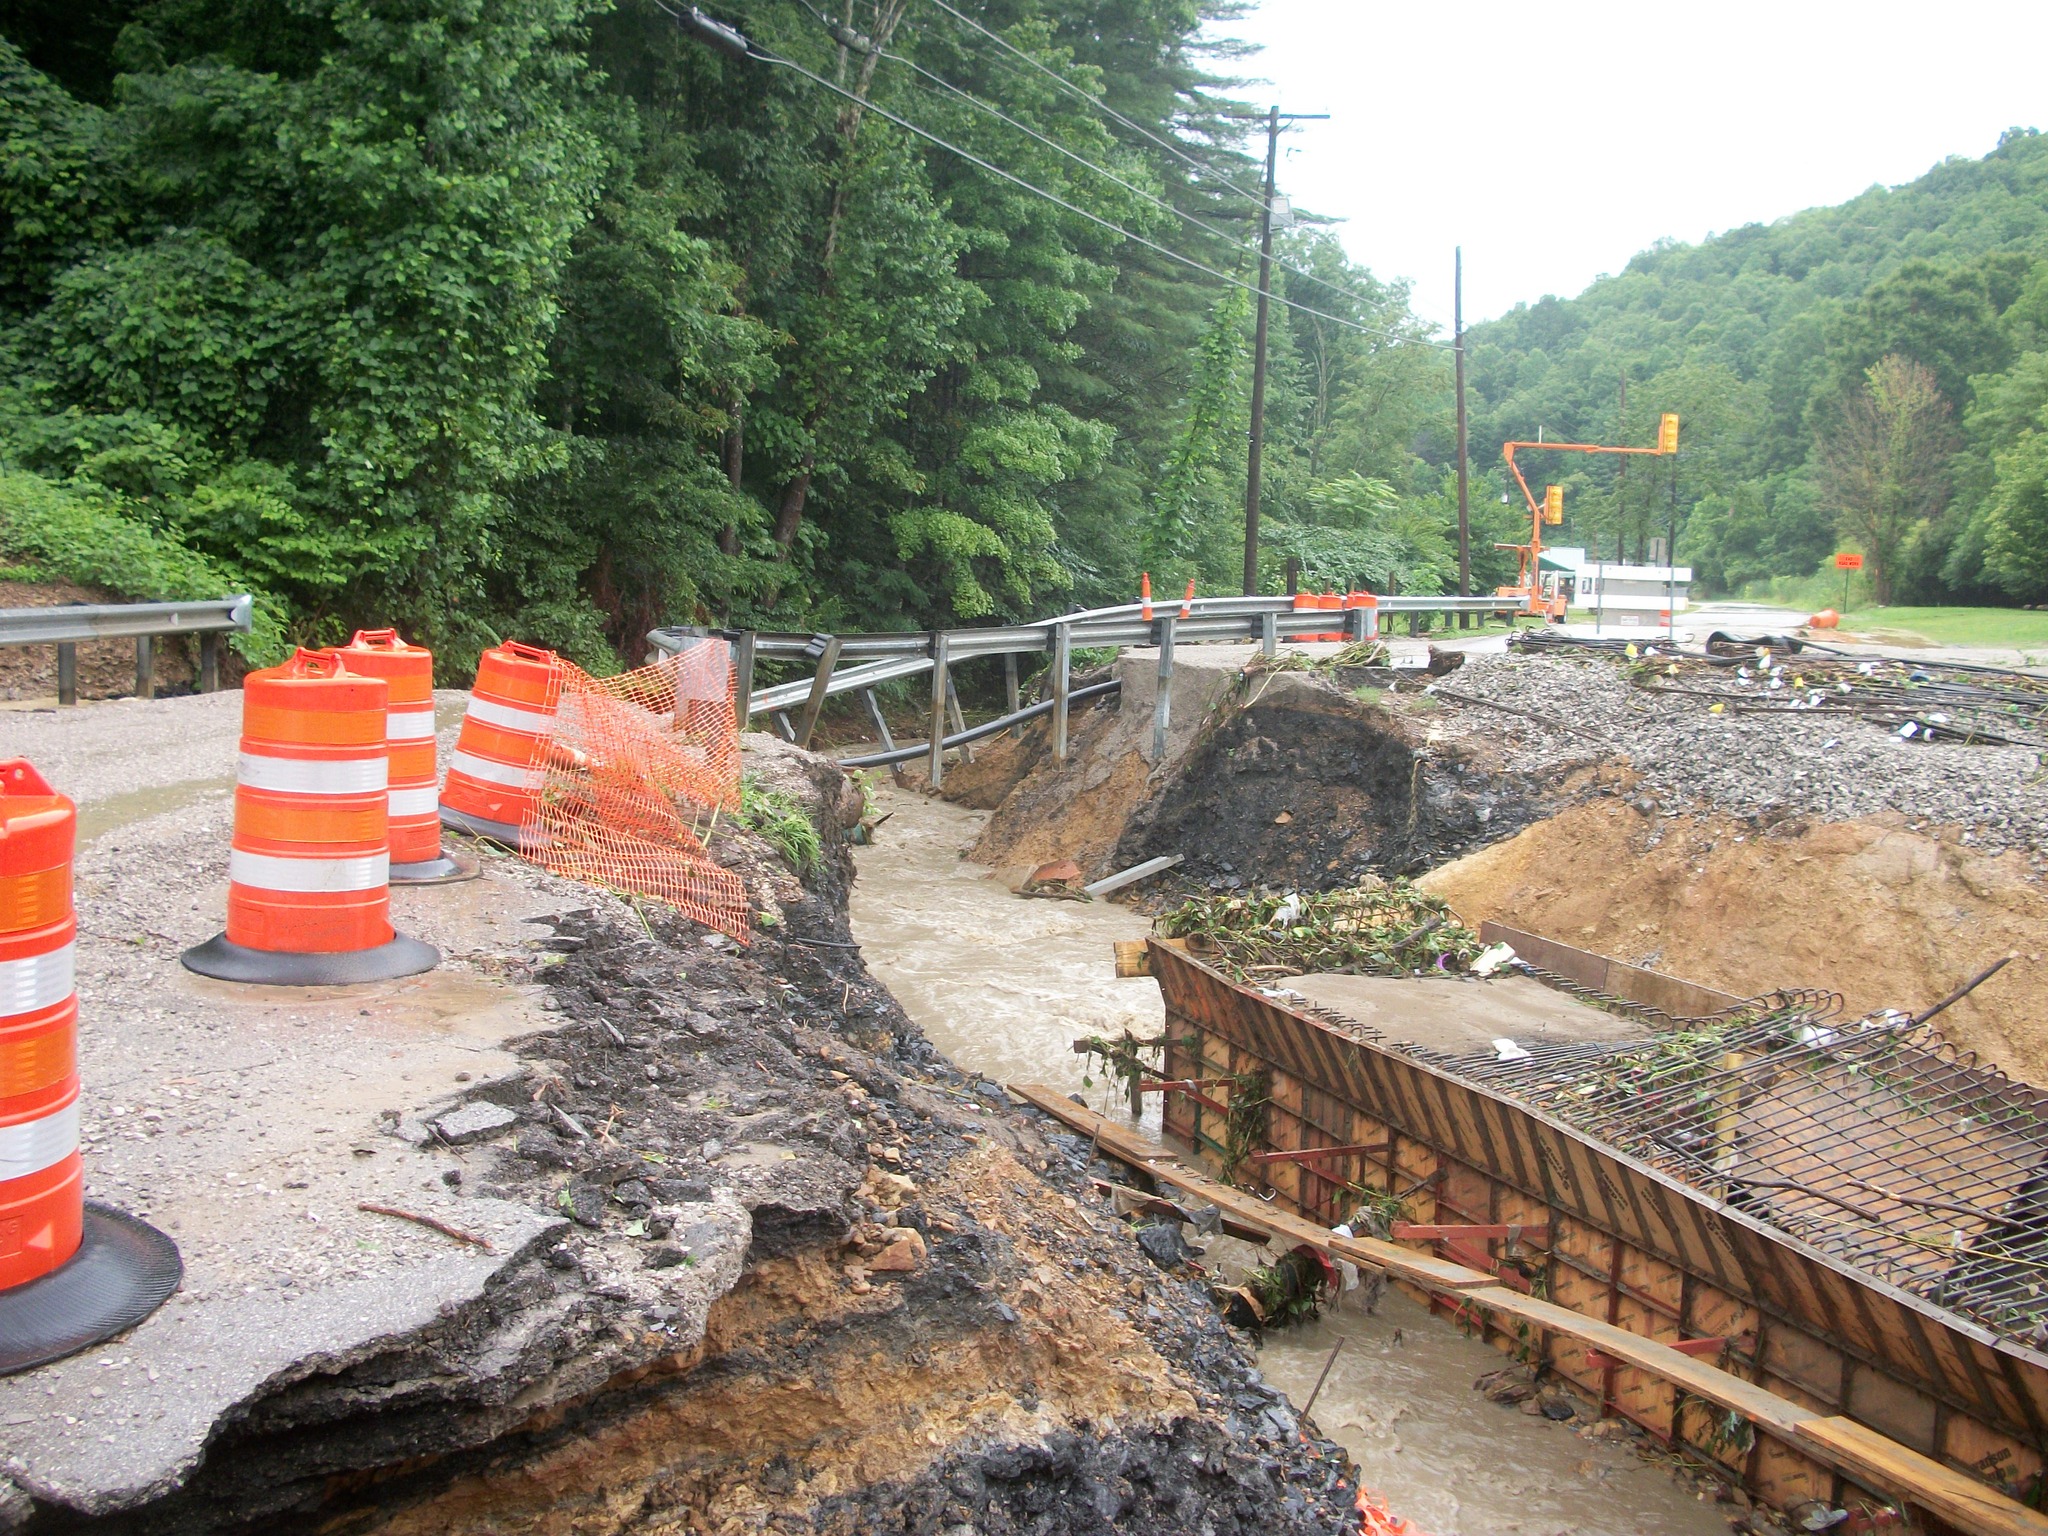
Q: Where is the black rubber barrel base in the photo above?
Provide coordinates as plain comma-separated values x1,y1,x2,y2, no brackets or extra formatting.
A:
181,932,440,985
439,806,529,848
389,850,481,885
0,1204,182,1376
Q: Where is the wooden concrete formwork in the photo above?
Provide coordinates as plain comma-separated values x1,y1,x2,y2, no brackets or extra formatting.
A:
1144,941,2048,1526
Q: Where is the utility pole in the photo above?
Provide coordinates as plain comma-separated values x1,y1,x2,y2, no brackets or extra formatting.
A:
1615,372,1627,563
1241,105,1328,596
1454,247,1469,596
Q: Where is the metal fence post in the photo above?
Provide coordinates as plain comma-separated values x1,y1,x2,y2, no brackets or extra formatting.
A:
731,630,756,732
927,631,949,788
1261,610,1278,657
57,643,76,707
1152,615,1176,761
199,633,221,692
1052,623,1072,762
135,636,153,699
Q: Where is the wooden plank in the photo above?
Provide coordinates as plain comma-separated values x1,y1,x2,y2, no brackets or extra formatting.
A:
1009,1083,1493,1291
1796,1415,2048,1536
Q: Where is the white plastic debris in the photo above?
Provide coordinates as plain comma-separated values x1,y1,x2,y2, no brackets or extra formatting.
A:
1270,892,1303,928
1492,1037,1533,1062
1470,941,1516,977
1898,721,1919,739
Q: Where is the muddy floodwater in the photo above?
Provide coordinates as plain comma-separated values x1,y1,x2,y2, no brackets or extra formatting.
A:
851,784,1731,1536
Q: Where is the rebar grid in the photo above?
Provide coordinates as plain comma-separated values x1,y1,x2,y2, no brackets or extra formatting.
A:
1414,991,2048,1346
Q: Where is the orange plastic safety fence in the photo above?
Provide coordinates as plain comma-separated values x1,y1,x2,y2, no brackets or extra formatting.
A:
1355,1486,1432,1536
520,640,751,943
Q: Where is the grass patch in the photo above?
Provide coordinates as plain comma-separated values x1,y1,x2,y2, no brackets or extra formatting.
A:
1830,607,2048,651
737,774,823,874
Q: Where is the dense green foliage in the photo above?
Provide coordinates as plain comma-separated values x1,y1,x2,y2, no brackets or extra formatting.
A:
1462,129,2048,603
13,4,2040,664
0,0,1467,671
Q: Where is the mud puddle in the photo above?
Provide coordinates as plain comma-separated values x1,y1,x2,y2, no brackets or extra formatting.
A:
851,782,1729,1536
75,773,233,842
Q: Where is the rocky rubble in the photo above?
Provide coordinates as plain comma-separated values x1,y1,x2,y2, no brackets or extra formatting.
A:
1436,651,2048,855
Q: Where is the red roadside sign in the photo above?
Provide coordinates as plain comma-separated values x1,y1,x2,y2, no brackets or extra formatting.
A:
1834,552,1864,570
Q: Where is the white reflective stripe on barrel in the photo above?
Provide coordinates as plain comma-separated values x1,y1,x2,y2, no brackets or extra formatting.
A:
0,942,74,1017
447,749,543,790
388,709,437,740
238,753,388,795
388,786,440,817
228,850,389,894
463,696,556,735
0,1099,78,1181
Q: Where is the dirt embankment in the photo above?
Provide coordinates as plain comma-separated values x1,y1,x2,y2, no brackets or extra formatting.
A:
86,738,1362,1535
947,654,1560,890
1424,796,2048,1083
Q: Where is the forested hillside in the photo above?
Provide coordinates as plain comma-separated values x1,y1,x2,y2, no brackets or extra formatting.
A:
0,0,1469,671
1463,128,2048,607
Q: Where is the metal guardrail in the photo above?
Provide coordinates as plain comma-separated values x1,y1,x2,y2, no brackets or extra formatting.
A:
650,589,1523,787
0,596,255,704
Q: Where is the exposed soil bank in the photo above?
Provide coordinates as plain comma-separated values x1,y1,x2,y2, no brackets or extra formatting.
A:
1423,797,2048,1084
947,648,1559,890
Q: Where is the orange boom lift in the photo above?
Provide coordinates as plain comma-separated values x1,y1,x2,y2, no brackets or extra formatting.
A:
1498,412,1679,620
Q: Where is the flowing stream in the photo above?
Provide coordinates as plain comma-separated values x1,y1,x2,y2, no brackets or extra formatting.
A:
850,783,1731,1536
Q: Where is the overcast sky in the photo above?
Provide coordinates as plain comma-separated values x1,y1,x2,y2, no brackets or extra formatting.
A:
1212,1,2048,332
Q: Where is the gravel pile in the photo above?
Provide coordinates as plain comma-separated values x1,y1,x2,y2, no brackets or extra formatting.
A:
1436,652,2048,856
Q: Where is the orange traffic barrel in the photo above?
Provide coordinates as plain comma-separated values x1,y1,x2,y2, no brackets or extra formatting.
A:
1316,591,1343,641
328,630,477,885
0,759,180,1373
1343,590,1380,641
182,650,439,985
440,641,565,845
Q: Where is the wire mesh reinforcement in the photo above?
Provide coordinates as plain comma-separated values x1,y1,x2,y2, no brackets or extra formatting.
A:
1403,990,2048,1349
522,642,752,943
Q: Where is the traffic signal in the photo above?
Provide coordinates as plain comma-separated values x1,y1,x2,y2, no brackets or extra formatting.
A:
1543,484,1563,524
1658,413,1680,455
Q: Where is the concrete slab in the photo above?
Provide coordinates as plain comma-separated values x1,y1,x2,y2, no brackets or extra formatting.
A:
1287,973,1646,1056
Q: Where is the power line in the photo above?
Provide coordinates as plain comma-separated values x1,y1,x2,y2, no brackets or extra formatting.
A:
874,44,1431,347
659,5,1443,348
914,0,1272,213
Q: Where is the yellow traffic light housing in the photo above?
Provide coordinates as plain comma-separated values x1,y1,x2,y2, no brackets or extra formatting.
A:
1543,484,1563,525
1658,412,1680,455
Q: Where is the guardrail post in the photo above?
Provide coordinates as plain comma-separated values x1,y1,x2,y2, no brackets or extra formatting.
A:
1051,623,1072,762
1260,611,1278,657
1003,652,1020,715
135,636,154,700
927,631,950,788
1152,615,1176,761
1407,612,1421,638
792,635,842,750
1344,606,1368,644
56,644,76,707
732,630,756,732
1459,610,1471,631
945,671,973,764
200,633,221,692
862,688,895,752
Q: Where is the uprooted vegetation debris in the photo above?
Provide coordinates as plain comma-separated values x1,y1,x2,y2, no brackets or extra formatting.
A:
1155,881,1486,982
